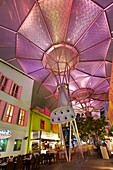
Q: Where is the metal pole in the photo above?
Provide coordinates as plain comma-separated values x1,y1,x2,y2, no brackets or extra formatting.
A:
57,84,71,162
73,118,84,159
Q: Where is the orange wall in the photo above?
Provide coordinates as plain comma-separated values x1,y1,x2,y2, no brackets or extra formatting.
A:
108,61,113,125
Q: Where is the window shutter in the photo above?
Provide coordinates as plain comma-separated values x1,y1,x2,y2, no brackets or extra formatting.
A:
12,106,19,124
9,82,14,95
0,72,2,78
24,111,29,126
4,79,13,93
2,103,9,122
45,121,47,130
0,100,6,119
16,86,22,99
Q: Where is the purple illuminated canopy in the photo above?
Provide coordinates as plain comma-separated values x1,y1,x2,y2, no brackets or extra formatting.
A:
0,0,112,112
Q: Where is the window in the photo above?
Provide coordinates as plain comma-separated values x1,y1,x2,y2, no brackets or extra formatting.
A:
10,83,19,98
0,73,22,99
40,119,45,130
0,75,8,91
13,139,22,151
18,109,25,126
6,104,14,123
0,139,8,152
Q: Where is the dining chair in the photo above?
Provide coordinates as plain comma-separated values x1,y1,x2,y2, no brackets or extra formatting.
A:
6,161,14,170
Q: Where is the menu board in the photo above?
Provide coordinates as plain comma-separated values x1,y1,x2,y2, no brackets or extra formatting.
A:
100,146,109,159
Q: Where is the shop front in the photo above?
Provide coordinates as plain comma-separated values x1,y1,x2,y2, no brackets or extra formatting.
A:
41,131,60,153
30,131,60,154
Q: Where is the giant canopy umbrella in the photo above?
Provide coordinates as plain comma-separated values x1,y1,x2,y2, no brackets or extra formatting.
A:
0,0,112,111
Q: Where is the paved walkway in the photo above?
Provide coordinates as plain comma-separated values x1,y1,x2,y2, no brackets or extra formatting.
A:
39,158,113,170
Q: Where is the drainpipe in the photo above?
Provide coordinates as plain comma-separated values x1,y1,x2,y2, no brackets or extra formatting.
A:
27,109,32,153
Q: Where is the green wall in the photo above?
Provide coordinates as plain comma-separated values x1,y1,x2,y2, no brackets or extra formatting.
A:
31,109,51,132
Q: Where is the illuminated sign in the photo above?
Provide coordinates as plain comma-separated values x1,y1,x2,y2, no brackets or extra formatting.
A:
41,131,60,140
0,130,11,139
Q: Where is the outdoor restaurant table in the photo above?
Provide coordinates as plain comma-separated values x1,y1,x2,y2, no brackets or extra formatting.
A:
0,162,7,170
